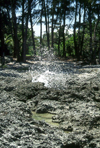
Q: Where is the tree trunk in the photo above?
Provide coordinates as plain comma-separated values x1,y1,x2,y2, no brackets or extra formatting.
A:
0,22,5,65
98,11,100,64
81,5,86,57
99,35,100,64
58,18,62,56
73,0,80,60
22,0,29,62
63,11,65,57
93,5,100,64
93,19,99,64
51,0,54,48
88,4,93,64
78,3,81,56
58,28,61,56
29,0,36,55
30,15,36,55
7,6,12,35
22,0,25,62
11,2,19,58
47,4,50,49
40,11,42,47
51,13,54,48
44,0,49,49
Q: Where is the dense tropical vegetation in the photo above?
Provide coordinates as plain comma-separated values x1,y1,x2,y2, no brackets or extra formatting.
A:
0,0,100,64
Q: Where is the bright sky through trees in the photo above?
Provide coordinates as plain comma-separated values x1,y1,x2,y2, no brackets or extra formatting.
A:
33,24,73,36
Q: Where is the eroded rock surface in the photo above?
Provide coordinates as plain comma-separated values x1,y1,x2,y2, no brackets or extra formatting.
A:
0,63,100,148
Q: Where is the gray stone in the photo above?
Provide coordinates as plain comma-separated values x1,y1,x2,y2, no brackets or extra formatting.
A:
0,62,100,148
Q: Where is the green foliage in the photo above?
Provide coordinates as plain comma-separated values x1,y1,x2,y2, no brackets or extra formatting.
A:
27,46,34,56
65,36,74,56
54,44,58,54
4,34,14,54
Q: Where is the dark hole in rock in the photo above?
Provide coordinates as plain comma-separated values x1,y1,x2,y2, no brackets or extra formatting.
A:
61,143,80,148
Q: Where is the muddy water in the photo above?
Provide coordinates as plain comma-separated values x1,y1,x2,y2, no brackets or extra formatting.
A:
32,112,59,127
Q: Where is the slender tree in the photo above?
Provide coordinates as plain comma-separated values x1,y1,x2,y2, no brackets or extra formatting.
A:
0,0,11,64
73,0,79,60
0,10,5,64
40,5,43,47
80,3,86,57
21,0,31,62
30,14,36,55
51,0,55,48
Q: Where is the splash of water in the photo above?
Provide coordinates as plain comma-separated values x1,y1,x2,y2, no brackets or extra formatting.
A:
29,47,75,89
31,69,68,89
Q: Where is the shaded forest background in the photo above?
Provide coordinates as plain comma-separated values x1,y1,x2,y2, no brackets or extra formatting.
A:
0,0,100,64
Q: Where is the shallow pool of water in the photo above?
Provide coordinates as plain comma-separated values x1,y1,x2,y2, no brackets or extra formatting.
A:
32,112,59,127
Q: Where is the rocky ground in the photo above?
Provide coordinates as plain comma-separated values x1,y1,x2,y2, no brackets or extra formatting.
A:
0,59,100,148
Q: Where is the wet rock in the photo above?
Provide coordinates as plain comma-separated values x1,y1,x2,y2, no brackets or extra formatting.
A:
0,63,100,148
60,122,73,132
15,82,46,102
35,100,65,113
